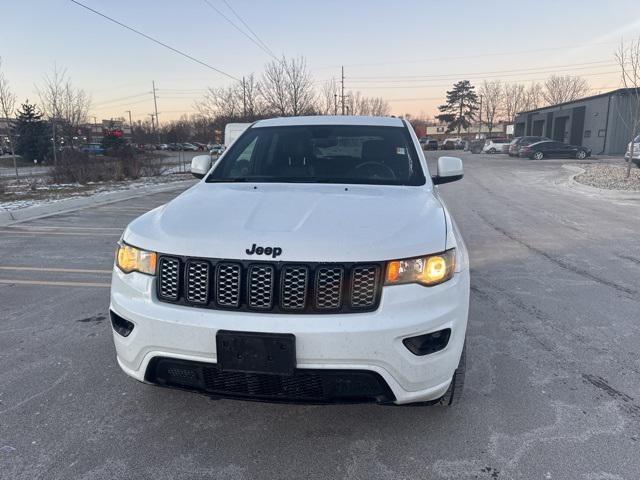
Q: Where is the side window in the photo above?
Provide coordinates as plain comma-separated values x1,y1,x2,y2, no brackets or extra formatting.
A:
223,136,258,178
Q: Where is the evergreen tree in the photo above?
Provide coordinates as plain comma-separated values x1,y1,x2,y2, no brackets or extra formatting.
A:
13,100,51,162
436,80,479,135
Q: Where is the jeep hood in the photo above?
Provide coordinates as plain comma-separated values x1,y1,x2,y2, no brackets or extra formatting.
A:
124,182,446,262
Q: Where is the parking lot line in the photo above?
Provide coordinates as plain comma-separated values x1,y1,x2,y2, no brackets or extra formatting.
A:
2,225,124,231
0,279,110,288
0,230,121,237
0,266,112,274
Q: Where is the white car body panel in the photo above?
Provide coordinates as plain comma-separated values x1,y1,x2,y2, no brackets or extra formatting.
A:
224,123,251,147
110,115,470,404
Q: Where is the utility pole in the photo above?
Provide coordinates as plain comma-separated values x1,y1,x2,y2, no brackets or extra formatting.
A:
125,110,133,143
334,94,338,115
242,76,247,118
152,81,160,143
340,66,345,115
149,113,155,136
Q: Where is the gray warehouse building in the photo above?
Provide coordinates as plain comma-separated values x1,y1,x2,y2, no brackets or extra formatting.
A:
514,88,640,155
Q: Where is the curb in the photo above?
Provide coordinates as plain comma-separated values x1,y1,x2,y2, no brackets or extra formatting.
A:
561,164,640,199
0,179,196,227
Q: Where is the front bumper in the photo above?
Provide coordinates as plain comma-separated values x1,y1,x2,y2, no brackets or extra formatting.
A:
110,267,470,404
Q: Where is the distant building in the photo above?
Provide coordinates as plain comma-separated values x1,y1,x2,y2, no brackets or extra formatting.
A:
81,119,132,144
425,121,511,140
513,88,640,155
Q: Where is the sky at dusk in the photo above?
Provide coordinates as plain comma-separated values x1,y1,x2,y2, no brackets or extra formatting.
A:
1,0,640,123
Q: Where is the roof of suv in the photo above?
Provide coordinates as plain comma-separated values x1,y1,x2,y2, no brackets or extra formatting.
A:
253,115,405,128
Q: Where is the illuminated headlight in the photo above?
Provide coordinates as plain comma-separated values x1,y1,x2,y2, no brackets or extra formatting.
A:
115,243,157,275
385,249,456,287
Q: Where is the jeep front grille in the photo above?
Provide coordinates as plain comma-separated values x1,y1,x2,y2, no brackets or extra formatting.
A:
158,257,180,300
156,256,382,314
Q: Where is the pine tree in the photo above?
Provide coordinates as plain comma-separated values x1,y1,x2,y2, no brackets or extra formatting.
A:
436,80,479,135
13,100,51,162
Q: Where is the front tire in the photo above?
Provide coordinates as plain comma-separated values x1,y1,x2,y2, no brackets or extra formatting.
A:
576,150,587,159
532,151,544,160
488,148,496,154
434,343,466,406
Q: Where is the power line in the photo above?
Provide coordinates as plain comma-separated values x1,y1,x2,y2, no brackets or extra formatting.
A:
312,41,620,71
348,69,620,89
92,92,151,107
202,0,278,61
69,0,240,81
219,0,276,57
349,60,615,81
92,97,153,111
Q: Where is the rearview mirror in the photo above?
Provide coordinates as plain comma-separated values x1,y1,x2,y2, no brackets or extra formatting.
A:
191,154,213,179
432,156,463,185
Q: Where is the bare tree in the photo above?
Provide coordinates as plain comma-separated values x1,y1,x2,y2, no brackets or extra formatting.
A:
542,75,589,105
242,74,265,118
320,79,339,115
38,65,91,162
260,56,316,116
503,83,527,121
523,82,544,111
283,56,316,116
196,74,265,120
615,37,640,177
259,57,289,116
0,58,18,178
196,84,242,119
368,97,391,116
479,80,503,137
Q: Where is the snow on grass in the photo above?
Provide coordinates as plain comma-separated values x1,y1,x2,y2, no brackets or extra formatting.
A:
0,174,194,211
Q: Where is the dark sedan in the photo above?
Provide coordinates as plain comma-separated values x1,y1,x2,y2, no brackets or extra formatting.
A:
509,136,550,156
519,141,591,160
425,139,438,150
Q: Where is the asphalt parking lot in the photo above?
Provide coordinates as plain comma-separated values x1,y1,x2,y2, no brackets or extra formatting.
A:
1,152,639,480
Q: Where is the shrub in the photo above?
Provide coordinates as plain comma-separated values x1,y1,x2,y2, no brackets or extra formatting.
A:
51,149,168,184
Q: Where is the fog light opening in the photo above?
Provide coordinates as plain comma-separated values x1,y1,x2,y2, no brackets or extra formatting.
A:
403,328,451,356
109,310,135,337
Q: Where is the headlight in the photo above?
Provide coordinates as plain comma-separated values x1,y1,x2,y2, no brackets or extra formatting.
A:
116,243,157,275
385,249,456,287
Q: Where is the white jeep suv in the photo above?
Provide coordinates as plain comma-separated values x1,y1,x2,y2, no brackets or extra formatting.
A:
110,116,470,405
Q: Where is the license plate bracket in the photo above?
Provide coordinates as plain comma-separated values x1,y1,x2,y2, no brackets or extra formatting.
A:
216,330,296,375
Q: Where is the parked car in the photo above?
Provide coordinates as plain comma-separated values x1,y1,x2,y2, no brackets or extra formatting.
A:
167,143,182,151
111,116,469,406
425,139,438,151
81,143,105,155
468,139,485,154
624,134,640,167
181,142,199,151
482,138,510,154
519,141,591,160
193,142,207,151
441,138,463,150
158,144,170,151
209,144,225,155
508,136,550,157
418,137,428,147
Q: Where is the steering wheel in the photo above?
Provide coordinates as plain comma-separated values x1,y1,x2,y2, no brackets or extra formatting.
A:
352,162,396,180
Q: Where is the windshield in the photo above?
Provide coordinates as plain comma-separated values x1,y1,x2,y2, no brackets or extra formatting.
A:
206,125,426,186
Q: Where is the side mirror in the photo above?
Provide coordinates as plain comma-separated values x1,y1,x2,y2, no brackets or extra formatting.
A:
191,154,213,179
432,156,463,185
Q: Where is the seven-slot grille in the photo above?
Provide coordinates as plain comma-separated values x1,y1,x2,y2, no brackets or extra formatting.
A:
156,256,382,314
